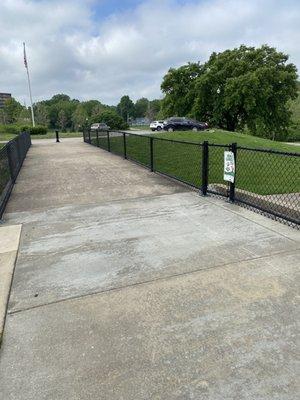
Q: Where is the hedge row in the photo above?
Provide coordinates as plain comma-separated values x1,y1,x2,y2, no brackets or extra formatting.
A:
0,124,47,135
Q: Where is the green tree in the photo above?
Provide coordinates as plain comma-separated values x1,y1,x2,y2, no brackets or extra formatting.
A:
147,99,162,120
72,104,88,130
49,94,71,103
34,104,49,126
2,97,23,124
193,45,298,138
17,106,31,125
135,98,149,117
160,62,204,118
92,110,128,129
117,95,135,121
57,109,67,131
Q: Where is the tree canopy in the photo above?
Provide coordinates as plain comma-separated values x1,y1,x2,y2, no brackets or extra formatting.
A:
117,95,136,121
160,45,298,139
160,62,204,118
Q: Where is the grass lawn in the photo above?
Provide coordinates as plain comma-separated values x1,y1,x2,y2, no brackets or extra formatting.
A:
92,130,300,196
154,128,300,153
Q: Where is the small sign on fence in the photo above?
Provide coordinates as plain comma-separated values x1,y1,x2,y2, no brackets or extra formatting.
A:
224,151,235,183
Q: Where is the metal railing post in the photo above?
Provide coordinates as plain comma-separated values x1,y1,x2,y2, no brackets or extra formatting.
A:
229,142,237,202
201,141,209,195
150,137,154,171
107,130,111,152
123,132,127,159
96,129,99,147
88,129,91,144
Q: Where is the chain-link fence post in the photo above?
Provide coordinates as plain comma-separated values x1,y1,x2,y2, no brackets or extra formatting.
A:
150,137,154,172
201,141,209,195
229,142,237,202
123,133,127,159
107,131,111,152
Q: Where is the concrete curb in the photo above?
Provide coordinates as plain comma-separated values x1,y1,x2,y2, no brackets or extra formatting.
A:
0,224,22,346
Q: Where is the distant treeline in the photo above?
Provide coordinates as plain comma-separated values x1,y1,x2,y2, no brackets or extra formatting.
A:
0,94,162,131
1,44,299,140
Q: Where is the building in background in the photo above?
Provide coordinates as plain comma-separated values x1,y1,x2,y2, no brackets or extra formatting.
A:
0,93,12,108
0,93,11,108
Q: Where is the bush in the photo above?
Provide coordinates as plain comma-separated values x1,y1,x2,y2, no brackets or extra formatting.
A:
286,125,300,142
92,110,128,130
0,124,20,135
20,125,47,135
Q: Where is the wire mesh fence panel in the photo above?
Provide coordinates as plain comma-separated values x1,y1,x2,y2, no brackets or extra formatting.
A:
83,130,299,228
0,147,11,205
6,139,21,180
83,130,89,143
90,130,97,147
0,132,31,218
207,144,230,197
97,131,108,150
235,148,300,226
153,139,202,188
125,134,151,167
109,131,125,156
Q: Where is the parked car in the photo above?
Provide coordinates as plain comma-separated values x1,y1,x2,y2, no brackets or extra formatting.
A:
150,120,164,131
163,117,208,132
90,123,110,131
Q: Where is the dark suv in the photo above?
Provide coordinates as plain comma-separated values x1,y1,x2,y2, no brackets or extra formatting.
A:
163,117,208,132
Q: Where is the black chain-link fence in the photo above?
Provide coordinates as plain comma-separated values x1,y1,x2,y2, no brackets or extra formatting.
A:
154,138,201,188
234,147,300,226
84,129,300,228
0,132,31,218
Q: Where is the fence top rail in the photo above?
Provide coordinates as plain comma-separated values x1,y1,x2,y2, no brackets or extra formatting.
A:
207,143,230,148
237,145,300,157
4,131,29,146
108,130,203,146
91,129,300,157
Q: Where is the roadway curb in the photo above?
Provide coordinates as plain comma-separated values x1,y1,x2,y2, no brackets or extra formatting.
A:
0,224,22,346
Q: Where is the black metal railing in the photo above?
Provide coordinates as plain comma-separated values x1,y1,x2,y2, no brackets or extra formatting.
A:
0,132,31,218
83,129,300,228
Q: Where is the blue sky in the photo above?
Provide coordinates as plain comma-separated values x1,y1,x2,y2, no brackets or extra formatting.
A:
92,0,145,18
0,0,299,105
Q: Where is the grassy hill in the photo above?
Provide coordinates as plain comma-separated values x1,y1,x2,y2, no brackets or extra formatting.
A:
155,129,299,153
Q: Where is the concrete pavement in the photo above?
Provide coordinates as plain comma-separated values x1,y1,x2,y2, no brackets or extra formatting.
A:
0,138,299,399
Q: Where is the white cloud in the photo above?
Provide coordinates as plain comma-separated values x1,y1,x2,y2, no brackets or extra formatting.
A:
0,0,299,105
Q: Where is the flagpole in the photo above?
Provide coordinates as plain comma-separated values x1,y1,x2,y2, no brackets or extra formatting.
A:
23,42,35,127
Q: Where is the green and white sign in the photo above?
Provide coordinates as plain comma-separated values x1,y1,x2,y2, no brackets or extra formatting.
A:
224,151,235,183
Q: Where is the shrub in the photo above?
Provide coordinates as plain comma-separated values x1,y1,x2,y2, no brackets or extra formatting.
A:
92,110,128,130
286,125,300,142
20,125,47,135
0,124,19,135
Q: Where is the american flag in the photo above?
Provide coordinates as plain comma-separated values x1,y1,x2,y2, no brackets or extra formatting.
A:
23,42,28,69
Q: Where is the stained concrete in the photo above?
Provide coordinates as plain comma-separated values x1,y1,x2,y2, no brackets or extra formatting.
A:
0,138,299,399
5,138,185,213
5,192,299,313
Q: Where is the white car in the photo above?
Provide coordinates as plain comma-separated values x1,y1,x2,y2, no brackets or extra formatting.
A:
90,123,110,131
150,120,164,131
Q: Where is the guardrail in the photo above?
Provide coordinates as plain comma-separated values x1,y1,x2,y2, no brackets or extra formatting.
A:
83,129,300,229
0,132,31,219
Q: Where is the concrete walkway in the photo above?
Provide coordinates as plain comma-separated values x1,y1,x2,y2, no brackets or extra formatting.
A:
0,138,299,400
